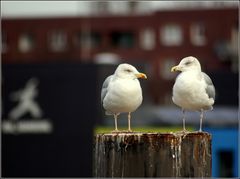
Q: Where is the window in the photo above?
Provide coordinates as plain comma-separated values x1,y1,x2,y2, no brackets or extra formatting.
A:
74,31,101,49
48,30,67,52
230,26,238,72
230,26,238,55
190,23,207,46
160,59,176,80
110,31,135,48
18,33,35,53
140,28,155,50
160,24,183,46
1,32,8,53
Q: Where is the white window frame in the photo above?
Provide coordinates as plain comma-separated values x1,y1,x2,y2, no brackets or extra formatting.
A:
18,33,35,53
190,23,207,46
140,28,155,50
48,30,67,52
160,24,183,46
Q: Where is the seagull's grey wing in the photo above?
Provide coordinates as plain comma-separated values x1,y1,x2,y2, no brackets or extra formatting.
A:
202,72,215,100
101,75,113,103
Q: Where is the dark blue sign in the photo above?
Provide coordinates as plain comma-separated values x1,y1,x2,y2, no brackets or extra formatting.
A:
2,63,97,177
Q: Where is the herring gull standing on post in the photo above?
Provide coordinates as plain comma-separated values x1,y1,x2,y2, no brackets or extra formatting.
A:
101,63,147,132
171,56,215,132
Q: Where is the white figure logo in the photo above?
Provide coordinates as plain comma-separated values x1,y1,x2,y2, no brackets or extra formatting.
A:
8,78,43,120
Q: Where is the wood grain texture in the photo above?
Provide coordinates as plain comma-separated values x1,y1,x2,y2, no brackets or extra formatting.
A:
94,132,211,177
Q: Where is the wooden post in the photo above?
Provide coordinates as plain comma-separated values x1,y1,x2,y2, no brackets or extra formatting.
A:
93,132,211,177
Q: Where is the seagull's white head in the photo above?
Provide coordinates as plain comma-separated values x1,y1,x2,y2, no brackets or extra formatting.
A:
115,63,147,80
171,56,201,73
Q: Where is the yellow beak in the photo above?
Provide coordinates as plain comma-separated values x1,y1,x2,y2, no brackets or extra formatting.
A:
171,66,180,72
136,73,147,79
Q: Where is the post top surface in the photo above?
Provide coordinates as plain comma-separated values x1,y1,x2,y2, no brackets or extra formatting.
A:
95,131,211,139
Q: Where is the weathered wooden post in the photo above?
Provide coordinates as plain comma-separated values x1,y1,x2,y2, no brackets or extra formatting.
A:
93,132,211,177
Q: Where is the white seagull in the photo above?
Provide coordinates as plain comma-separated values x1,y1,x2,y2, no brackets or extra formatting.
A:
171,56,215,132
101,63,147,132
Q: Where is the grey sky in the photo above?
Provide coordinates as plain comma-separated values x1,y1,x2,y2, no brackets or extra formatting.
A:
1,1,238,18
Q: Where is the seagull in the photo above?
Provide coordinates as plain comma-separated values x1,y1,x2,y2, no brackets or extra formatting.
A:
101,63,147,132
171,56,215,132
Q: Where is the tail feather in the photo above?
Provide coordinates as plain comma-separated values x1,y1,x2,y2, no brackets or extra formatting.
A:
105,111,113,115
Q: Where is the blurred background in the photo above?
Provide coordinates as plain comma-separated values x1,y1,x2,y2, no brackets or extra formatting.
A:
1,1,239,177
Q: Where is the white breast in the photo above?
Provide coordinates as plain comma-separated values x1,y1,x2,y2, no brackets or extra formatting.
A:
172,71,211,110
103,78,143,114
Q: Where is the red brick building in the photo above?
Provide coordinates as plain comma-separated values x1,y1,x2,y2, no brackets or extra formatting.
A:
2,7,238,104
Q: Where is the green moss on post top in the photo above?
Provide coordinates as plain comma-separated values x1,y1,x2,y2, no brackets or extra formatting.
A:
94,126,194,134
